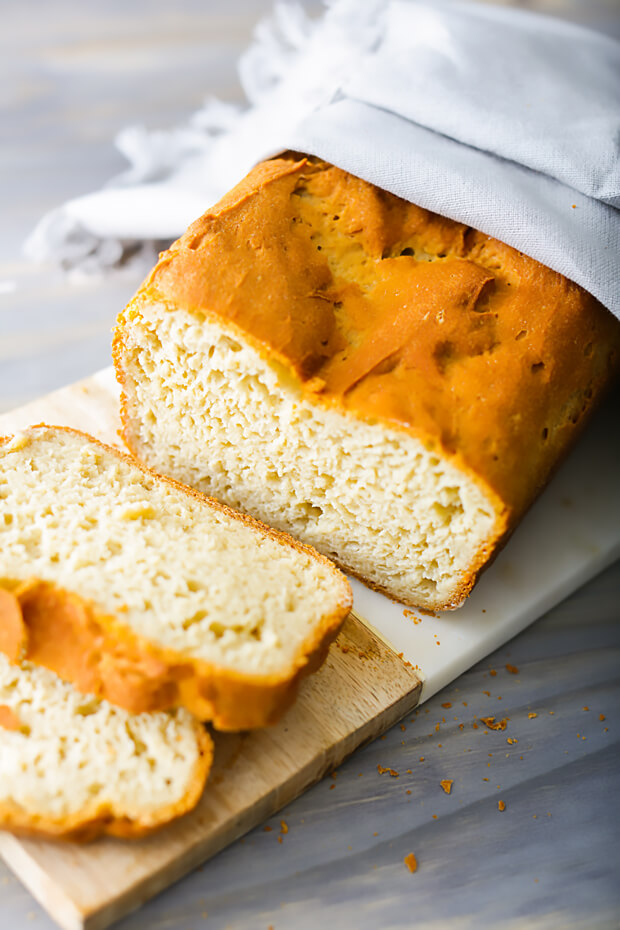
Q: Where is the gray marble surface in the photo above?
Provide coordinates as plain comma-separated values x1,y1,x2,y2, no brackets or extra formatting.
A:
2,2,619,928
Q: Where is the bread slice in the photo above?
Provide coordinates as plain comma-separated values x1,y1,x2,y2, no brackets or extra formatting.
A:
0,652,211,840
0,426,352,729
113,154,620,610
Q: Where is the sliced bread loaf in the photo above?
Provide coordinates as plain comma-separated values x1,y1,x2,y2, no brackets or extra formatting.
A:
0,652,211,840
113,154,620,610
0,426,352,729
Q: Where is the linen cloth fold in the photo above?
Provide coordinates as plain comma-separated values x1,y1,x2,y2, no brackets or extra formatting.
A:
25,0,620,318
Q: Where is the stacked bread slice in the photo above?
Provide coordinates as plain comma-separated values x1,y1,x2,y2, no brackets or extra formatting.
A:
0,653,212,840
0,425,352,838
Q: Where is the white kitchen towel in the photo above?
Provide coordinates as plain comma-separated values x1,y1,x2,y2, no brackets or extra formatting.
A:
25,0,620,317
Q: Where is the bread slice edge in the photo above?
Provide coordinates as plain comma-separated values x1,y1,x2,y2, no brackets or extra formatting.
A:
0,657,213,842
0,426,352,729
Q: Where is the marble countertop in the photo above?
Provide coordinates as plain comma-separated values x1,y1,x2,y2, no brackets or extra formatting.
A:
2,2,619,928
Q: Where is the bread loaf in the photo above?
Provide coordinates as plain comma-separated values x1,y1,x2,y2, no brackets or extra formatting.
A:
0,426,352,728
113,154,620,610
0,652,211,840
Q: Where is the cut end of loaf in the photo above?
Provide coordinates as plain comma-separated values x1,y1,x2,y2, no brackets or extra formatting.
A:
116,303,507,610
0,426,352,728
0,653,211,840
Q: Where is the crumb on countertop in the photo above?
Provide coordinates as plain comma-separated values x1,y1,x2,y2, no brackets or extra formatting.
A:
480,716,508,731
377,764,399,777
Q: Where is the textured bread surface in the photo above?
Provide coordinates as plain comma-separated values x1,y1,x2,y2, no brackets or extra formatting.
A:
0,652,211,840
114,154,620,609
0,426,352,727
115,311,500,607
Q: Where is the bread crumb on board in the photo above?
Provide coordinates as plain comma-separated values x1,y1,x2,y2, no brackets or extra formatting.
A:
404,852,418,873
498,800,506,812
440,779,453,795
402,609,422,624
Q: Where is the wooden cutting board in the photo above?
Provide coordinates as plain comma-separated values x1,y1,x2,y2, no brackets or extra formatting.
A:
1,369,619,930
0,369,422,930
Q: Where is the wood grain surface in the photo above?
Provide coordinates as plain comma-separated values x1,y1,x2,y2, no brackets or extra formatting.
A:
0,609,421,930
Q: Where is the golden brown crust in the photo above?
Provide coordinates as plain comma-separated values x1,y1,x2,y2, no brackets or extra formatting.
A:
0,724,212,842
135,154,619,515
0,425,352,728
113,153,620,608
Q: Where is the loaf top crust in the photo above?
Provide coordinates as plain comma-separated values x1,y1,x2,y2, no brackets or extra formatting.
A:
147,154,620,516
